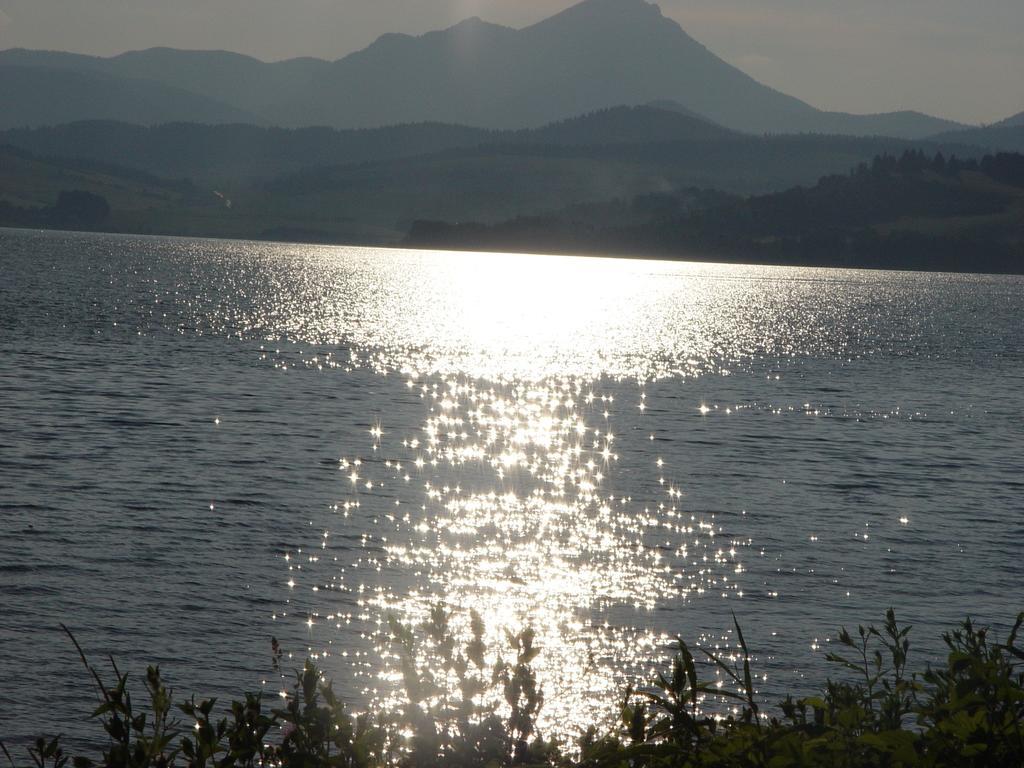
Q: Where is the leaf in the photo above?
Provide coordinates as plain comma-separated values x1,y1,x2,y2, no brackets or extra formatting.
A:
802,696,828,710
733,613,756,703
701,646,742,687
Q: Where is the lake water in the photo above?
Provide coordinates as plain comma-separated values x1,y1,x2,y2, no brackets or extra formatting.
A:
1,227,1022,746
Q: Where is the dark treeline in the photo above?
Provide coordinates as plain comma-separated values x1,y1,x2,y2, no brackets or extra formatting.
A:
0,190,112,231
855,149,1024,186
407,151,1024,273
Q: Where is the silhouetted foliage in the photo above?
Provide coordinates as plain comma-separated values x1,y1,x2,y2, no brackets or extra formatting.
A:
3,611,1023,768
980,153,1024,188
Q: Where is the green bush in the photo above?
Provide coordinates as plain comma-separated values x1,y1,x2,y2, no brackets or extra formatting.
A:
2,610,1022,768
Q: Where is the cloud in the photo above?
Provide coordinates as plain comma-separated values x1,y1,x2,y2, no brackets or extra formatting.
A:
0,9,11,30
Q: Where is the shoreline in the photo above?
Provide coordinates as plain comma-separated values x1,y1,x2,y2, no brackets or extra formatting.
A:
4,224,1024,278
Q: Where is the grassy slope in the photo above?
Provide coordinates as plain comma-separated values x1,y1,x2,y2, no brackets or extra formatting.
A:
0,148,255,238
0,149,178,210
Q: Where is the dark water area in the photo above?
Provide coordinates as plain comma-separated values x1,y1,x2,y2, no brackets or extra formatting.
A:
1,228,1022,746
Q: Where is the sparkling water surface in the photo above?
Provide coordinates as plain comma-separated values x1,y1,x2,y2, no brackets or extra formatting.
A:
1,228,1022,746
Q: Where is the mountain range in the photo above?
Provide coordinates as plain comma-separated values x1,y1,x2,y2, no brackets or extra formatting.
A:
932,111,1024,153
0,0,982,138
0,106,738,182
2,0,1022,267
997,111,1024,128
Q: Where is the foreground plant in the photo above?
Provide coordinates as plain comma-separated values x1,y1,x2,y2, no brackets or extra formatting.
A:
2,611,1022,768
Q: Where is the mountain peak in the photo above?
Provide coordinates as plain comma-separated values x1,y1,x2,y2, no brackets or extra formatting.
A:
530,0,665,29
572,0,660,11
442,16,512,34
528,0,663,33
449,16,485,28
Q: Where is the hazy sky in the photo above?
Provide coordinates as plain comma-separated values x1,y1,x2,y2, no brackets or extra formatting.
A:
1,0,1021,124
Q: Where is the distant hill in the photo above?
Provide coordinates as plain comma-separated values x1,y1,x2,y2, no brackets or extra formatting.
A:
264,132,986,201
806,111,967,140
0,64,258,130
637,100,974,140
645,100,719,123
0,0,965,137
930,122,1024,154
0,47,329,123
0,120,497,182
649,98,961,140
2,125,984,245
250,133,988,243
0,107,740,186
0,107,730,183
406,151,1024,274
995,111,1024,128
518,106,735,144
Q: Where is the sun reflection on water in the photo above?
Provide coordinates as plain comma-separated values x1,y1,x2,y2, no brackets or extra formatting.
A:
229,245,949,740
163,244,907,383
296,374,747,737
83,241,979,739
6,230,1024,749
